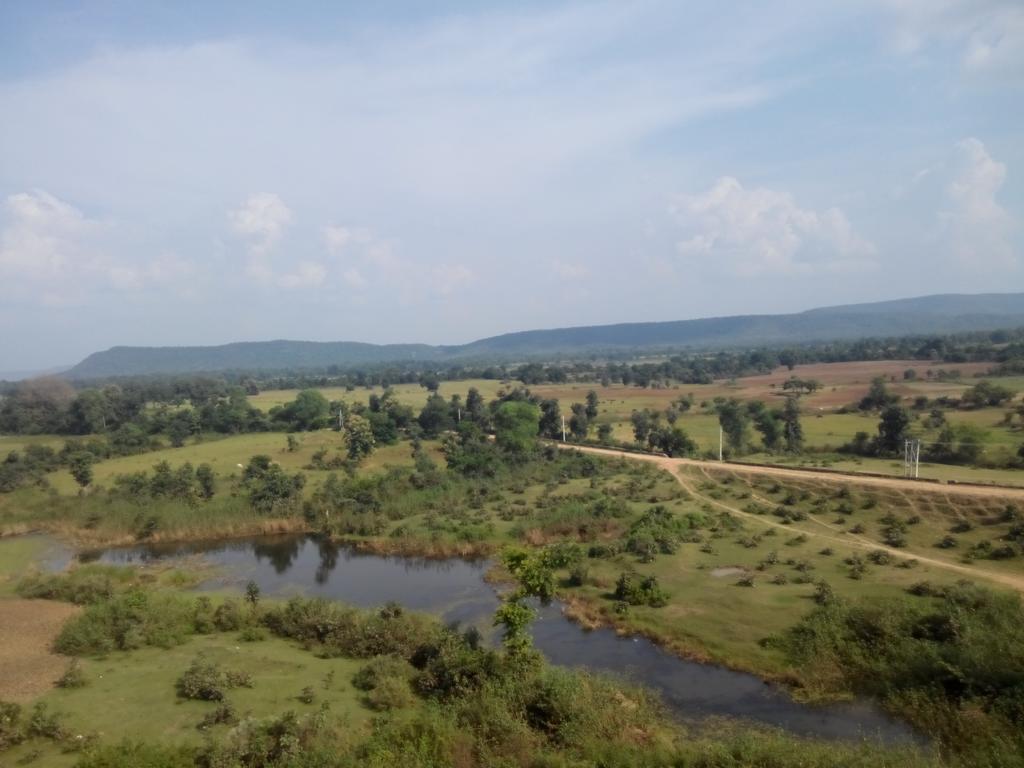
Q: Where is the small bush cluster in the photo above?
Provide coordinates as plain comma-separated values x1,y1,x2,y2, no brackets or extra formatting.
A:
613,572,669,607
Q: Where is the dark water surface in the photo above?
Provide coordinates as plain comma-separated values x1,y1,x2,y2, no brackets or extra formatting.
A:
84,533,920,745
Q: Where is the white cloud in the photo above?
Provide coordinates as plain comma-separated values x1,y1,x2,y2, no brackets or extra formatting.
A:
672,177,876,277
430,263,474,295
941,138,1014,267
322,225,353,255
342,268,367,289
0,190,100,280
229,193,292,254
879,0,1024,79
107,253,197,291
278,260,328,289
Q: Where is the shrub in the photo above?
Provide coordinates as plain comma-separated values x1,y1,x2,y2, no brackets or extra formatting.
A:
176,656,226,701
613,572,669,607
0,701,23,750
197,701,238,730
55,591,194,655
213,599,246,631
352,655,412,692
57,660,88,689
867,550,891,566
26,703,67,740
17,565,133,605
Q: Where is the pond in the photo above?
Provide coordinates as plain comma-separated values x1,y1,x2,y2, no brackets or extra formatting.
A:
82,533,920,745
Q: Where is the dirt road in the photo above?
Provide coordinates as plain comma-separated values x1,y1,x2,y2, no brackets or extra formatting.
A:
564,444,1024,593
568,445,1024,501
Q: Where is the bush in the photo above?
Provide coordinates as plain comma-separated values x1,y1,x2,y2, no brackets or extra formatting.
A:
213,599,246,631
57,659,88,689
176,656,226,701
780,583,1024,753
613,572,669,607
17,565,133,605
0,701,23,750
352,655,412,692
56,591,194,655
197,701,238,730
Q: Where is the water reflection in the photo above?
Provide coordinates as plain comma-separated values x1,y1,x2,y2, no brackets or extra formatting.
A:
86,533,921,746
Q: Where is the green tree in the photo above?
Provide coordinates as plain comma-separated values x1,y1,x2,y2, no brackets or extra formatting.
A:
464,387,487,425
417,393,455,438
275,389,330,431
782,396,804,453
630,409,656,445
584,390,599,420
650,425,696,457
538,399,561,439
597,423,613,444
877,405,910,454
859,377,897,411
344,414,376,462
716,399,749,453
68,389,114,434
493,598,535,658
568,403,589,441
196,463,216,500
751,402,782,452
245,580,261,609
68,452,94,490
166,409,199,448
493,401,539,457
242,455,306,513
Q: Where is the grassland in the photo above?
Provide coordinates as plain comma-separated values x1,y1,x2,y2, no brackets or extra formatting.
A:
1,633,372,767
244,360,1024,484
1,433,1022,765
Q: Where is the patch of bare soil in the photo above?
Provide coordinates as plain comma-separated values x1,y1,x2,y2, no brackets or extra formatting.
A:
0,599,81,702
709,566,747,578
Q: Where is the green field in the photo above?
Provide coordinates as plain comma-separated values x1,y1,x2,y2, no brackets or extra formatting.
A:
243,363,1024,485
1,631,373,767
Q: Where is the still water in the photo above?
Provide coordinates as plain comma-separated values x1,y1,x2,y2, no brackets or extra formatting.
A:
84,533,920,745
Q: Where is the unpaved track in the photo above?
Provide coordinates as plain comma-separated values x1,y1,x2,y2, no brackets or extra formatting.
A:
565,445,1024,593
569,446,1024,501
0,599,80,701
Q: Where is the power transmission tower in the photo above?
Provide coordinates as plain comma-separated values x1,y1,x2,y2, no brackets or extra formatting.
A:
904,439,921,479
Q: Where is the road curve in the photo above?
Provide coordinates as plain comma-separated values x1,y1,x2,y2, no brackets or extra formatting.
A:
560,443,1024,593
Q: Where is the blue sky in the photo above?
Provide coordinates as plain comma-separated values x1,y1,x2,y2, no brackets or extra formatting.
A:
0,0,1021,370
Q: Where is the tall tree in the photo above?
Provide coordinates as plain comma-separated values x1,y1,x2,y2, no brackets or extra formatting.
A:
494,401,540,457
569,403,589,441
417,393,455,437
782,396,804,453
345,415,376,462
716,399,749,453
584,390,599,420
877,405,910,454
538,399,562,439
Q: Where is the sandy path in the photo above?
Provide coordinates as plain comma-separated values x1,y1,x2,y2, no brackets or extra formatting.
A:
0,599,81,701
564,444,1024,593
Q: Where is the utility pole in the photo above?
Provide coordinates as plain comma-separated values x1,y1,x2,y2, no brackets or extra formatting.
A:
457,407,461,423
561,415,567,443
904,439,921,479
718,426,723,461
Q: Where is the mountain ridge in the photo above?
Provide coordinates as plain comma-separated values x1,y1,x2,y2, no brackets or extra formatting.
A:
64,292,1024,379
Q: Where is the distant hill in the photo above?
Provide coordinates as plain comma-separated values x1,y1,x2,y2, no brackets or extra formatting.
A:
66,292,1024,379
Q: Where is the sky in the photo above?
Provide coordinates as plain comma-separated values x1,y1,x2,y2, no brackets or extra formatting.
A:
0,0,1021,371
